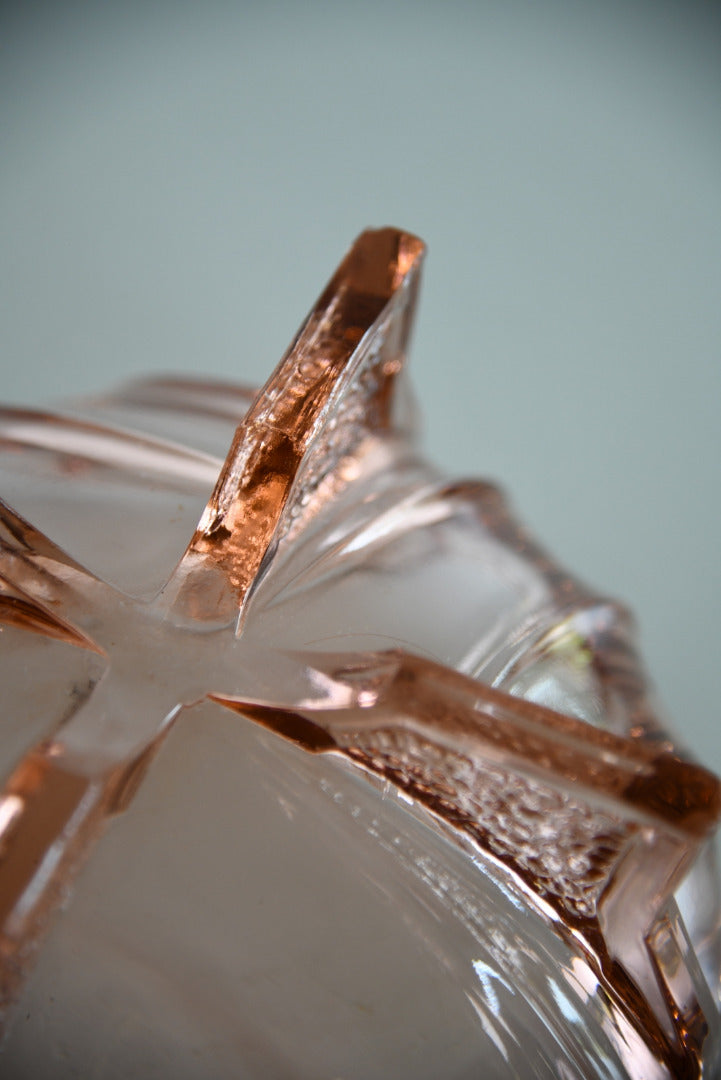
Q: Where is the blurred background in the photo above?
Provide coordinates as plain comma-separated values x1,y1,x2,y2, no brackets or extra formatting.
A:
1,1,719,770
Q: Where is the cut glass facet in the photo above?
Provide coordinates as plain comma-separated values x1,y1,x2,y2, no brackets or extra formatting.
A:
0,228,719,1078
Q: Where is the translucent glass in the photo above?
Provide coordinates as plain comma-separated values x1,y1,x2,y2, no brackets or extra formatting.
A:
0,229,718,1078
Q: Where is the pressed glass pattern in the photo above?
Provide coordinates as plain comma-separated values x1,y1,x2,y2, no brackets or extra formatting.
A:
0,229,718,1078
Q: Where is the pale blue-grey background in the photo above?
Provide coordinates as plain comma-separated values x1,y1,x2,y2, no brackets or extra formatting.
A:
1,1,720,771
